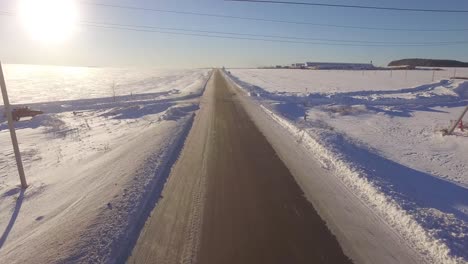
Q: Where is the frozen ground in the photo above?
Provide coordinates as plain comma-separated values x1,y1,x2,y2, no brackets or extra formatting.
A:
227,68,468,263
0,65,211,263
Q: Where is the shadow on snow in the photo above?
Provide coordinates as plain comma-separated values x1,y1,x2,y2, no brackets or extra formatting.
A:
0,189,25,249
229,73,468,118
330,131,468,258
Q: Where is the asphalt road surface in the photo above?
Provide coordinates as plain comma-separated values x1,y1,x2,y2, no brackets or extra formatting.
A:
128,70,351,264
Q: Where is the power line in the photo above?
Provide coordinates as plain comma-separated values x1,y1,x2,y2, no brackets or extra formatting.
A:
82,22,468,47
84,21,468,45
81,2,468,32
226,0,468,13
1,11,467,46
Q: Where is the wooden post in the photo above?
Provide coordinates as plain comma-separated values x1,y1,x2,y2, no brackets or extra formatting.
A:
111,82,116,102
447,106,468,135
432,70,435,82
0,61,27,189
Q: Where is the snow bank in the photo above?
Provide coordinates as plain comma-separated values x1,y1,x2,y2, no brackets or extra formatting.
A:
260,105,461,264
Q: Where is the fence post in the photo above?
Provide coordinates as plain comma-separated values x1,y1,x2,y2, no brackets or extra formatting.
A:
447,106,468,135
0,61,28,189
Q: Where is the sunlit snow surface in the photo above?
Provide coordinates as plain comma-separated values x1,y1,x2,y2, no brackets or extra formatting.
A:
229,68,468,263
1,64,207,104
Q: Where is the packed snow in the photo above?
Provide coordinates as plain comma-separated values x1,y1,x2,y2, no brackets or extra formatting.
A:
227,68,468,263
0,64,211,263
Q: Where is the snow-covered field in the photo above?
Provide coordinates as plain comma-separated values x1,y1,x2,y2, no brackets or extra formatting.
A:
231,68,463,94
1,64,207,104
0,64,211,263
227,68,468,263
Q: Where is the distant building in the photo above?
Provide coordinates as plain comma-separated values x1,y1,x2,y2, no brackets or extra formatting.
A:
305,62,375,70
291,63,306,69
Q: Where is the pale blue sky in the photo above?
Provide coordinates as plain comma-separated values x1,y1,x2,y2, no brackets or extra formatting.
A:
0,0,467,68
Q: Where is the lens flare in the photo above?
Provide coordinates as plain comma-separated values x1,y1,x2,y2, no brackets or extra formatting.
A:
19,0,79,43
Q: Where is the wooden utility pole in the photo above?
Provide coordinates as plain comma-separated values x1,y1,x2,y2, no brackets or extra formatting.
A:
447,106,468,135
0,61,27,189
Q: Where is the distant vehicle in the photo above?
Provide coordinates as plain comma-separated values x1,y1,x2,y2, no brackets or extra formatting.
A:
9,107,43,121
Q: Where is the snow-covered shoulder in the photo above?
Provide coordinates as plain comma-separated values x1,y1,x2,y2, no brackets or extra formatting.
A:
0,66,211,263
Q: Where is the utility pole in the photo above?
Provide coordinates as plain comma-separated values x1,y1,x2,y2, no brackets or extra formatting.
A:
0,61,27,189
446,106,468,135
447,106,468,135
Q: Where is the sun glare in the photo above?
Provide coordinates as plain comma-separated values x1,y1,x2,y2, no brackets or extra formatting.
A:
19,0,79,43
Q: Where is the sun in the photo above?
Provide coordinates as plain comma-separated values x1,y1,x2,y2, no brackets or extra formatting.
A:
18,0,79,43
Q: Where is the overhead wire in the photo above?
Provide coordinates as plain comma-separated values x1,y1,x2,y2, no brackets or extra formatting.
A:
83,21,468,45
80,2,468,32
226,0,468,13
82,22,468,47
0,10,467,47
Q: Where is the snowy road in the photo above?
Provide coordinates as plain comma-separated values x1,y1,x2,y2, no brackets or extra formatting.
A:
128,70,350,263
